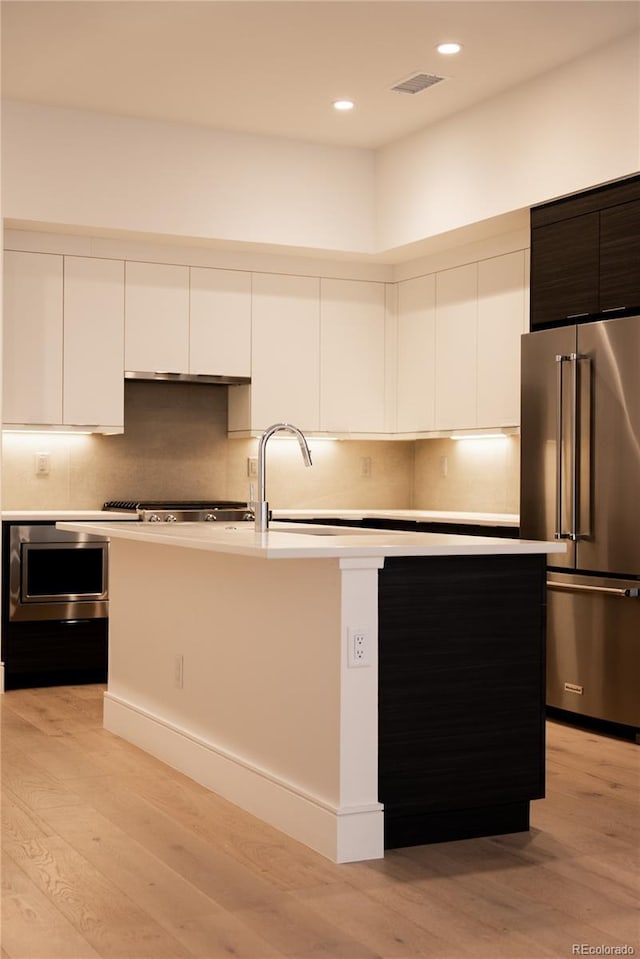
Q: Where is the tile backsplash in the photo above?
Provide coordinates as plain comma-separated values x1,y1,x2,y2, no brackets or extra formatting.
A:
1,381,519,514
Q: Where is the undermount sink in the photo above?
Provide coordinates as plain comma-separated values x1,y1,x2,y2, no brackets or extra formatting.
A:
275,525,384,536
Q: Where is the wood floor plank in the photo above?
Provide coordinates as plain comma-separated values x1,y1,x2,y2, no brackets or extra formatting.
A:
292,878,477,958
58,773,296,913
39,800,247,925
2,687,638,959
1,788,57,844
1,848,101,959
3,834,193,958
403,836,639,945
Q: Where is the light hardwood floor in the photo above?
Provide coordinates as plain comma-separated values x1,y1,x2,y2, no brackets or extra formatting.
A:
1,684,638,959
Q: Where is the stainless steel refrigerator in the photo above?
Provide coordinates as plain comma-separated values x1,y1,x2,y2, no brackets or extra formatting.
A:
520,314,640,734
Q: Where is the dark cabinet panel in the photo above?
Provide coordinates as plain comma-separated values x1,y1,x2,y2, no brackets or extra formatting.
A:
530,175,640,330
530,213,599,329
600,199,640,313
378,553,546,847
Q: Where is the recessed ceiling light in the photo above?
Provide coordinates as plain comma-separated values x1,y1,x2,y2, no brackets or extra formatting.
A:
333,99,354,111
437,42,462,55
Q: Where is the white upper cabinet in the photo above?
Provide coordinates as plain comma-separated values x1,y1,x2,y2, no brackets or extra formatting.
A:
435,264,478,431
228,272,320,434
477,251,526,428
320,278,386,433
125,261,190,374
396,251,527,435
3,252,124,431
189,268,251,377
396,274,436,433
63,257,125,428
3,251,64,425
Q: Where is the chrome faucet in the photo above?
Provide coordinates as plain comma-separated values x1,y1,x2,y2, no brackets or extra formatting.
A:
253,423,312,532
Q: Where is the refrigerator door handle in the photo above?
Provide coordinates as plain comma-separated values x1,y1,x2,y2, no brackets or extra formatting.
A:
571,351,591,542
555,354,570,540
570,352,579,542
547,580,640,598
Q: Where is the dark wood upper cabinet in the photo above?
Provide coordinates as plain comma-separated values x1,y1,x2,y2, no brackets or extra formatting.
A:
530,175,640,330
530,213,599,328
599,198,640,313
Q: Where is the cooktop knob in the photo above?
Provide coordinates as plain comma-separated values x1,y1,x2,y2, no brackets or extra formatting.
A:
205,513,217,521
148,514,162,522
165,514,178,523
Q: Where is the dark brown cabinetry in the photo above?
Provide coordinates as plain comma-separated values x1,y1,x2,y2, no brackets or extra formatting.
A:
378,553,546,847
531,175,640,330
600,198,640,312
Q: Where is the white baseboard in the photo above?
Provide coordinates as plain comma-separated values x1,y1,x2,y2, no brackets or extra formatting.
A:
103,692,384,863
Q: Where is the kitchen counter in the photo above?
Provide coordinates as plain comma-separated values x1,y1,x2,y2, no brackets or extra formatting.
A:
58,519,563,864
58,519,556,560
273,508,519,527
2,510,135,521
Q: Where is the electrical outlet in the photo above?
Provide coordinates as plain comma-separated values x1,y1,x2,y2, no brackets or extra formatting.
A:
347,628,371,668
35,451,50,475
361,456,372,478
247,457,258,477
174,655,184,688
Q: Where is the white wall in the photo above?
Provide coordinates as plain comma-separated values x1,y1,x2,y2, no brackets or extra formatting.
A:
376,32,640,252
1,100,376,255
3,32,639,260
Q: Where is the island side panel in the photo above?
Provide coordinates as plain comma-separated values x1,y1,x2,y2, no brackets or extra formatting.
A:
103,537,382,861
378,553,547,848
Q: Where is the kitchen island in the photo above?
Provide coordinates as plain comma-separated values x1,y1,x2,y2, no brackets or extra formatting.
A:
59,519,563,863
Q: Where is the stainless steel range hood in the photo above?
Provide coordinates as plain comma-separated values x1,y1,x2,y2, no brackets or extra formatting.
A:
125,371,250,386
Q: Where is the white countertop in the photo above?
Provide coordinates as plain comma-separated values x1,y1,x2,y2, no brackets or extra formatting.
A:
58,519,563,560
3,509,135,521
273,509,519,526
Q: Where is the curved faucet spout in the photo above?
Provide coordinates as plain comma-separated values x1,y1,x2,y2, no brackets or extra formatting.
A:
254,423,312,532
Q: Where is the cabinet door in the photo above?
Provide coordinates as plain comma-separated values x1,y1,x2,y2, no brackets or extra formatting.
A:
3,251,63,425
125,262,189,373
477,251,526,427
240,272,320,431
63,257,125,428
599,199,640,313
530,214,599,329
320,278,386,433
434,264,477,431
396,275,436,433
189,268,251,377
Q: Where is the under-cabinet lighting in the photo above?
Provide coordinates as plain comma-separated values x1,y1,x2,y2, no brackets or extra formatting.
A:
333,99,354,111
3,428,93,436
450,430,509,441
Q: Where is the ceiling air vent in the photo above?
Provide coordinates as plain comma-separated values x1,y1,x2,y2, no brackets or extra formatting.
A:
390,73,446,95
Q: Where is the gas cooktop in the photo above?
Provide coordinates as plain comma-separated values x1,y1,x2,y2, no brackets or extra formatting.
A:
103,500,254,523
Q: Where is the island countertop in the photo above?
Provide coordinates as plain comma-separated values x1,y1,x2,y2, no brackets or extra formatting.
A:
273,508,519,527
57,519,564,560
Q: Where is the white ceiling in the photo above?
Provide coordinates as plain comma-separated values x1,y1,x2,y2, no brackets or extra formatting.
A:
2,0,639,151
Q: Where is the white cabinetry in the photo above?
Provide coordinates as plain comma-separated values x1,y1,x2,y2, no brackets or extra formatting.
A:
125,262,190,374
3,252,125,431
228,273,320,434
63,257,125,428
3,251,64,425
124,262,252,380
320,278,386,433
190,268,251,378
396,274,436,433
477,251,526,427
396,251,526,435
435,264,478,431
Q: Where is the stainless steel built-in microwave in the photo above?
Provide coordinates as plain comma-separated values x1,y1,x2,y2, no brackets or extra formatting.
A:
8,524,109,623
